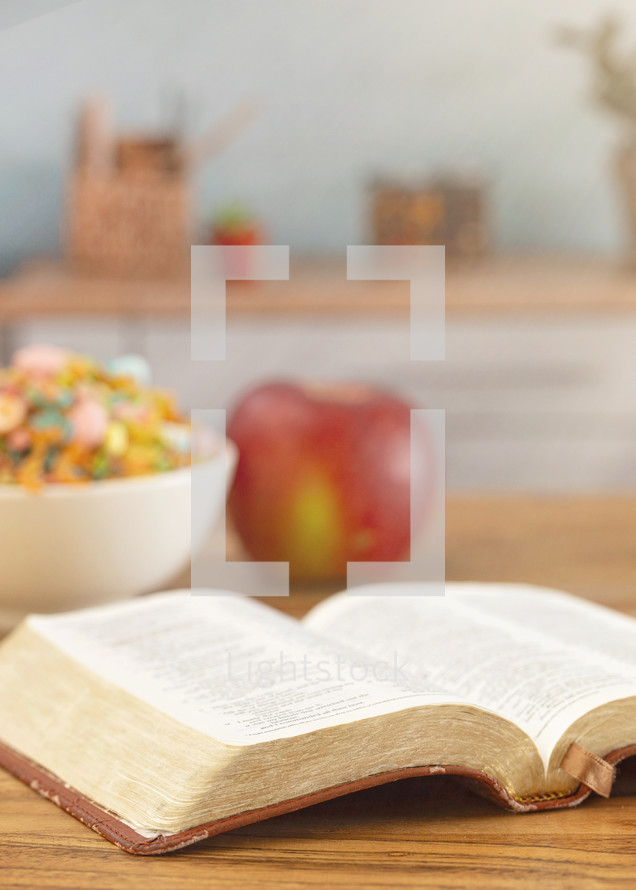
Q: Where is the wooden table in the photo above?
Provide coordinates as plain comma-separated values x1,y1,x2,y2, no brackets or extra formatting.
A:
2,495,636,888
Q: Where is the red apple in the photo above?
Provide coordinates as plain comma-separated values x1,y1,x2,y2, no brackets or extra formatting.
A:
211,226,262,246
209,205,265,279
210,204,264,246
227,381,434,581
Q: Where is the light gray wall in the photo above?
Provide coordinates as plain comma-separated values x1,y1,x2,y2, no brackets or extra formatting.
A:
0,0,635,273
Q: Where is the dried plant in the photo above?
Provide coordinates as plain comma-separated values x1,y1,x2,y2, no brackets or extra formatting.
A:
557,15,636,144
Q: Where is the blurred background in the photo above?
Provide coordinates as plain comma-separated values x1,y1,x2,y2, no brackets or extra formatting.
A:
2,0,636,493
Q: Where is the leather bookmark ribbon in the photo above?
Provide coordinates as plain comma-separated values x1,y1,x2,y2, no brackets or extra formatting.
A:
561,741,615,798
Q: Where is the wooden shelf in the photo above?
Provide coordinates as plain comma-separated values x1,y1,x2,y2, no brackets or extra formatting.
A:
0,254,635,321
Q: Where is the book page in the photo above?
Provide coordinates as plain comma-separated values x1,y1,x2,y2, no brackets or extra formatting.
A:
451,584,636,670
304,583,636,767
27,592,461,745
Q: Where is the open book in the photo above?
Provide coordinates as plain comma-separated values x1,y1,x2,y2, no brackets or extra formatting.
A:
1,582,636,854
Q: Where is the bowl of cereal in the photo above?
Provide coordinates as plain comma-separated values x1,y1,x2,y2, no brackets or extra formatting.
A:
0,346,235,632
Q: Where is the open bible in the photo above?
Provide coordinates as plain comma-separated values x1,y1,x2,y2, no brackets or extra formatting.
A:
1,582,636,854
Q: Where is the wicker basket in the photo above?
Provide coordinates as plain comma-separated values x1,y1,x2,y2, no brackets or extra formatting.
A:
68,170,190,277
370,177,489,260
67,99,191,277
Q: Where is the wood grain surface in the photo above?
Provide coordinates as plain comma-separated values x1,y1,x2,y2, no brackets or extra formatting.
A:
1,255,636,321
2,495,636,888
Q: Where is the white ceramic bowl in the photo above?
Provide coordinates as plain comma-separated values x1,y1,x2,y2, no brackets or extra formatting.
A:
0,442,236,632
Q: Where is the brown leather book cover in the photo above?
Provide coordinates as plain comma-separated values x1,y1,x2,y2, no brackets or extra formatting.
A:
2,738,635,855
